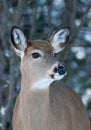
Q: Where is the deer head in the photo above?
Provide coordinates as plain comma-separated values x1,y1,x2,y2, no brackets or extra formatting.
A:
11,26,70,90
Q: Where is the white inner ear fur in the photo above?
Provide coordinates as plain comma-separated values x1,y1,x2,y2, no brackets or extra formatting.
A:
13,28,27,49
51,29,70,53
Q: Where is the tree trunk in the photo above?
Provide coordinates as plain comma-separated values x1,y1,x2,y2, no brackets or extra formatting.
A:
2,0,24,130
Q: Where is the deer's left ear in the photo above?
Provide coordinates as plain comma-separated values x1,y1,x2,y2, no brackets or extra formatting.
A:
49,27,70,53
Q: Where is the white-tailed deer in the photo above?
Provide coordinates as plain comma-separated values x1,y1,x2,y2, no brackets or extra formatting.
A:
11,26,90,130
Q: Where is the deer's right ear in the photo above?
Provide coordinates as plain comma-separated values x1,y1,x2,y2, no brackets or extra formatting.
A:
11,26,27,57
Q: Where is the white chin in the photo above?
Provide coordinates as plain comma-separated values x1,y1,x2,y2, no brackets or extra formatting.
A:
31,78,54,90
54,73,66,80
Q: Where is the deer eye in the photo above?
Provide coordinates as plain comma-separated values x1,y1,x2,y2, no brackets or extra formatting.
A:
31,52,41,59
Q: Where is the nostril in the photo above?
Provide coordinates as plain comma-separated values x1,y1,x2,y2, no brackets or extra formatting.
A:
57,65,66,75
54,67,58,73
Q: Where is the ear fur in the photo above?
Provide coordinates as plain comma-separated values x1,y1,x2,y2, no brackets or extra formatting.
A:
11,26,27,57
49,27,70,53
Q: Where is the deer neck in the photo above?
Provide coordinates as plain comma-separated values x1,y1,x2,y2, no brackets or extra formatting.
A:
17,76,50,129
20,76,50,107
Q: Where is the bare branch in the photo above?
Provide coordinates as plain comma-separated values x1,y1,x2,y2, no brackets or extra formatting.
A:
14,0,24,24
62,0,77,28
30,0,38,38
71,2,91,42
64,2,91,64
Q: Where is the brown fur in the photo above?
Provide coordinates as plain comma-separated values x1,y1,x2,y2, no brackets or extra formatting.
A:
13,82,90,130
25,40,54,54
12,39,90,130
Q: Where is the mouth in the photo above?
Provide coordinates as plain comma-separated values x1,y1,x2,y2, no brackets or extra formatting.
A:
49,72,67,80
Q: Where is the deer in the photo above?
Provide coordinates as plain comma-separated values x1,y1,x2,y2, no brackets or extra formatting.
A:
11,26,90,130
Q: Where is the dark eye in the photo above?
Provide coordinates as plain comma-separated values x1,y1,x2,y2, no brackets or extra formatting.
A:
31,53,41,59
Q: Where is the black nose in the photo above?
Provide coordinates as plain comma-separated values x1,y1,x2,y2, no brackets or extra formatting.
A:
57,65,66,75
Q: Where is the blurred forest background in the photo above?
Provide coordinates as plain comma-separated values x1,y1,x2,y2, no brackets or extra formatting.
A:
0,0,91,130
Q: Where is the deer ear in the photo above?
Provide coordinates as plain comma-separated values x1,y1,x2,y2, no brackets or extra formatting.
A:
11,26,27,57
49,27,70,53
